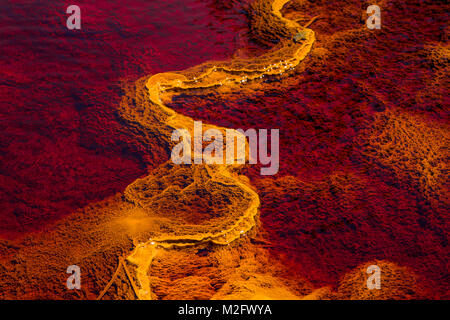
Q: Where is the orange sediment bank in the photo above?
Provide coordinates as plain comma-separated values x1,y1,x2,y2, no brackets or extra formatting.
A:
1,0,446,301
106,0,318,300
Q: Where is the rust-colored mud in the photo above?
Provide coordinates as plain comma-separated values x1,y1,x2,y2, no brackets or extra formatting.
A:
0,0,448,300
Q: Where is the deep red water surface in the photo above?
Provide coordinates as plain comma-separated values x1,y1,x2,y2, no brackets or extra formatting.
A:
166,0,449,297
1,0,448,299
0,0,249,238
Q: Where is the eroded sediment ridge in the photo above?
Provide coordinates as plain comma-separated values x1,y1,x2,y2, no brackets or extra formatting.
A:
98,0,317,300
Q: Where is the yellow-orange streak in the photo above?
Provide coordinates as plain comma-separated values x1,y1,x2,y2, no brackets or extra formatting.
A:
100,0,317,300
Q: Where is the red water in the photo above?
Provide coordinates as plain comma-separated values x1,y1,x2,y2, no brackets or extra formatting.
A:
0,0,448,299
0,0,249,239
166,0,449,298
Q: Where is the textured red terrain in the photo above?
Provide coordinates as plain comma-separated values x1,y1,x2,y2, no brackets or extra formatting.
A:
167,0,449,298
0,0,248,238
0,0,448,299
